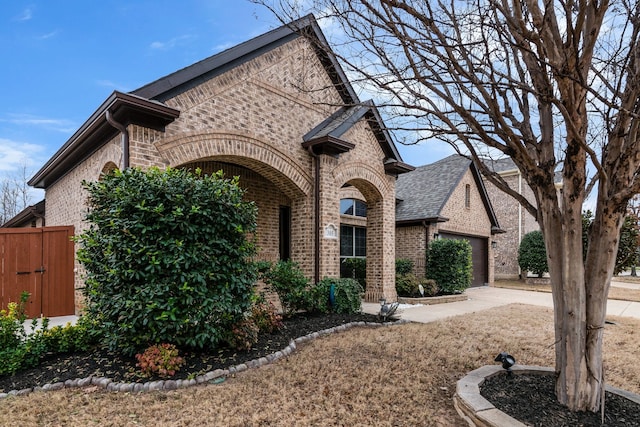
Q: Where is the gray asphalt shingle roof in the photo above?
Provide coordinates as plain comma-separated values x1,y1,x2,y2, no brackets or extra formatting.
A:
396,155,472,222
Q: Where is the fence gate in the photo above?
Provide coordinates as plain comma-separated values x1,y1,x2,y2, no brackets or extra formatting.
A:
0,226,75,318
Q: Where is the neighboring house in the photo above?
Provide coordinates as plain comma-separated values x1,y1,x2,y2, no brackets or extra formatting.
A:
1,200,45,228
395,155,502,287
27,15,413,314
484,158,539,280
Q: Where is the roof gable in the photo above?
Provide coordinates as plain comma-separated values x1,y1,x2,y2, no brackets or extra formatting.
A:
132,14,358,105
396,154,501,231
29,15,409,190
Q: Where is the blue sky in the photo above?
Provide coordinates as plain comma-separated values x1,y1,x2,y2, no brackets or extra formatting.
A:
0,1,450,200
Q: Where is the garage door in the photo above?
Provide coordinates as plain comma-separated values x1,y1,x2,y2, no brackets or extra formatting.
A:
439,233,488,287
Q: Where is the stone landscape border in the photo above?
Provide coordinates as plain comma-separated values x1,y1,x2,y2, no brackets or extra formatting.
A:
0,318,408,399
454,365,640,427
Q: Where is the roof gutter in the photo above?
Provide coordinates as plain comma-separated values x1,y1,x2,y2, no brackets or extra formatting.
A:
105,110,129,169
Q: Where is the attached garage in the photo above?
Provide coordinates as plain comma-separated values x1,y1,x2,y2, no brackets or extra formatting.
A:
439,233,488,287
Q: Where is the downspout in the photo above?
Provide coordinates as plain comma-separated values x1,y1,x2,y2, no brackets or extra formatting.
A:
105,110,130,169
307,146,321,284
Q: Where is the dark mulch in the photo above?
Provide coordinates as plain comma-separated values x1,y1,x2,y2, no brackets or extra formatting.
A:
481,372,640,426
0,312,388,393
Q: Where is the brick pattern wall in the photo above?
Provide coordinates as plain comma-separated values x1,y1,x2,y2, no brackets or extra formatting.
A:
43,32,400,311
395,225,427,276
485,171,539,279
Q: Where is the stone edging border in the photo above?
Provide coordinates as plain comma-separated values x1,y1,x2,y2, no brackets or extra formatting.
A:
453,365,640,427
0,318,409,399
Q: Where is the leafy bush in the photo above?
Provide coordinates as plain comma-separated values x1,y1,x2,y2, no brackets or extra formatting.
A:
0,310,101,376
395,258,414,276
518,230,548,277
341,258,366,290
259,260,311,316
396,275,439,297
427,239,472,293
315,278,363,314
225,318,260,351
0,292,28,349
76,167,258,355
135,343,185,378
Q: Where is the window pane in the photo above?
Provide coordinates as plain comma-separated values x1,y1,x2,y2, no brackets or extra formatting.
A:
340,199,354,215
340,225,354,256
354,227,366,257
355,200,367,217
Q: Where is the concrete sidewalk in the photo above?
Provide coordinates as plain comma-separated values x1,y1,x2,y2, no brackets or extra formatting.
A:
363,286,640,323
34,284,640,329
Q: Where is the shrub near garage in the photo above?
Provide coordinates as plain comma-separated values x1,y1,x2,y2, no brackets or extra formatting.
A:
427,239,472,293
76,167,258,356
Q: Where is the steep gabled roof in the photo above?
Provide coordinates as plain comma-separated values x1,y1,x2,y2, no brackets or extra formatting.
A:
396,154,502,232
29,14,409,190
132,14,358,104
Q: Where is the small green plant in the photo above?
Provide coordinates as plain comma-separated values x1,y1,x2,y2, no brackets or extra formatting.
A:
395,275,439,298
135,343,185,378
518,230,548,277
395,258,414,276
0,292,29,349
315,278,363,314
427,239,472,293
259,260,311,316
341,258,366,290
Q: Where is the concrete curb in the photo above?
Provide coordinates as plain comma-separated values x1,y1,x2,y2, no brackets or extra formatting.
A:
453,365,640,426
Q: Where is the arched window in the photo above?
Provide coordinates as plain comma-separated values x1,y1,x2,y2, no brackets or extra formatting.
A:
340,198,367,217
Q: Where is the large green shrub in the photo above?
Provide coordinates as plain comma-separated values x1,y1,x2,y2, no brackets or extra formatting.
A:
76,167,258,355
427,239,472,293
518,230,548,277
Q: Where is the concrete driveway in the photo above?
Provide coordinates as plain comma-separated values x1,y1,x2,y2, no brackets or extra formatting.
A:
363,283,640,323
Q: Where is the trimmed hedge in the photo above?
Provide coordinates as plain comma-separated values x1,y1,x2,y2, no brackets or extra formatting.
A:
427,239,472,293
77,167,258,355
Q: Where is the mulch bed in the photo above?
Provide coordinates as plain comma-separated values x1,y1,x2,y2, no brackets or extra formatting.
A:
481,372,640,426
0,312,389,393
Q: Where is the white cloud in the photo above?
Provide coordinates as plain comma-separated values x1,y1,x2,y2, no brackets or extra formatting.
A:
1,114,76,133
14,8,33,22
149,35,196,51
37,30,59,40
0,138,46,173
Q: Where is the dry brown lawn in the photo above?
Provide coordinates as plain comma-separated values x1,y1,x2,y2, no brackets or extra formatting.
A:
495,279,640,302
1,304,639,426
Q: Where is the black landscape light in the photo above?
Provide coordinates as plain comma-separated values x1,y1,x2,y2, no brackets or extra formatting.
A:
495,352,516,373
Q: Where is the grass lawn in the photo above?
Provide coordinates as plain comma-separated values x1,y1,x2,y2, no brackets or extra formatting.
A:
1,304,638,426
494,277,640,302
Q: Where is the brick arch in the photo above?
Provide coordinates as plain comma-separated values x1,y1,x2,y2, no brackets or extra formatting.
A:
332,162,396,302
100,161,119,178
156,132,312,199
332,163,390,200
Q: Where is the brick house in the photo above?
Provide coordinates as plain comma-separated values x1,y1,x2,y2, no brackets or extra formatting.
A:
28,15,413,314
395,155,502,287
484,158,561,280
